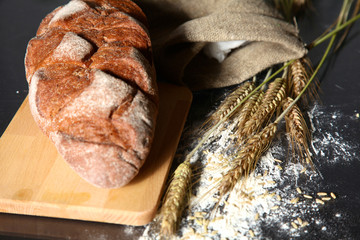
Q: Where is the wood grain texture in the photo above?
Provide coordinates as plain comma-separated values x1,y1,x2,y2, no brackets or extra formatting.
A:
0,82,192,226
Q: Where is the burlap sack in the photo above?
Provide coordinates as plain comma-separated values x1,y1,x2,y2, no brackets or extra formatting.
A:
136,0,307,90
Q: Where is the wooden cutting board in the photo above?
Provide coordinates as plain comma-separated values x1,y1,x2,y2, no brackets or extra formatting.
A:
0,82,192,226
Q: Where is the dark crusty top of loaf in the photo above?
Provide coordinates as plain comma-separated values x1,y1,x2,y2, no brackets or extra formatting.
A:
25,0,158,188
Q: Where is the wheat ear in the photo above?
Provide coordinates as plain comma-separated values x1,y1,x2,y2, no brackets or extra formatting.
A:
202,81,255,130
241,78,286,138
283,97,312,164
288,57,318,104
160,160,192,237
219,123,278,196
233,90,264,143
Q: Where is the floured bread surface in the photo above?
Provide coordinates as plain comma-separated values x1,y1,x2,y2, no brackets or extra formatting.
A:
25,0,158,188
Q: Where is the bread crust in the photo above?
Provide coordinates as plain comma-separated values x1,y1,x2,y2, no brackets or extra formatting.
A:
25,0,157,188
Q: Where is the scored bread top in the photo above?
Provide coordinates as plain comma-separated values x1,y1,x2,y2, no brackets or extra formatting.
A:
25,0,158,188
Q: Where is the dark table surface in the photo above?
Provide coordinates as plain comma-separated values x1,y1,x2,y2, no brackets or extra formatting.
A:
0,0,359,239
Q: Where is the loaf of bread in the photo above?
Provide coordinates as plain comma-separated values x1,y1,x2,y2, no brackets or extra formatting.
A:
24,0,158,188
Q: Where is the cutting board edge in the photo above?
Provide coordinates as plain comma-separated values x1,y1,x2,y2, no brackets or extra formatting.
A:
0,197,160,225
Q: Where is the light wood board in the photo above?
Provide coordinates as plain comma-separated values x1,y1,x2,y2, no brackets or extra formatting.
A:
0,82,192,226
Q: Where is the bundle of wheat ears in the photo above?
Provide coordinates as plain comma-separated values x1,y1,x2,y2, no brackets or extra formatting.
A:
159,0,360,237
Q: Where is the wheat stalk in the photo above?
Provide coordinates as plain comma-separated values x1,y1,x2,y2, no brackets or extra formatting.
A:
308,10,360,49
241,78,286,138
218,123,278,196
273,0,311,21
160,160,192,237
335,0,360,51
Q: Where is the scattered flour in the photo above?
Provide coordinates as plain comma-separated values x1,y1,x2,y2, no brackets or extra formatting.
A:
140,101,358,239
308,103,359,166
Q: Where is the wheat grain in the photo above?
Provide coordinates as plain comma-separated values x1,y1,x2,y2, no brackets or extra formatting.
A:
271,205,280,210
290,197,300,204
317,192,327,196
297,217,303,225
269,192,276,198
301,221,309,227
291,222,299,229
195,218,202,226
203,219,209,232
331,192,337,199
160,161,192,237
249,229,255,237
303,194,313,199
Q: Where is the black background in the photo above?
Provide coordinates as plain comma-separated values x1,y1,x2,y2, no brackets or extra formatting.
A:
0,0,359,239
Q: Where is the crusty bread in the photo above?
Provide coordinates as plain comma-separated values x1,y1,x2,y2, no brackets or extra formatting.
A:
25,0,158,188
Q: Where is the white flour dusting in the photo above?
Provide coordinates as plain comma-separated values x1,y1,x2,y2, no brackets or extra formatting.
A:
140,101,358,239
308,103,359,166
49,0,87,25
52,32,93,63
